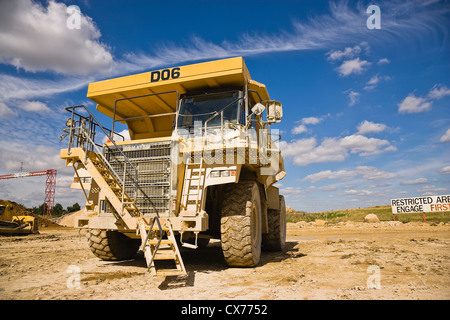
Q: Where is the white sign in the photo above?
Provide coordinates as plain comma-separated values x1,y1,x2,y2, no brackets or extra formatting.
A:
391,195,450,214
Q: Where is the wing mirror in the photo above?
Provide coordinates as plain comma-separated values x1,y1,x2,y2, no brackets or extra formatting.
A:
266,100,282,123
251,103,265,116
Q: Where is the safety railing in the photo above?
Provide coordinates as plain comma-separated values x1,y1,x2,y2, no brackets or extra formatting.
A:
111,90,179,135
203,96,244,144
61,105,139,213
175,96,245,148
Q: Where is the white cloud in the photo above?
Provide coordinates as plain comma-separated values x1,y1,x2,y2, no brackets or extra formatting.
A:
303,169,357,183
438,166,450,174
280,134,396,166
357,120,388,135
326,44,362,61
377,58,390,65
303,166,396,183
291,125,307,135
0,0,113,75
417,185,448,195
279,137,317,158
364,74,391,90
18,100,51,113
366,75,380,87
123,1,450,79
0,0,447,105
357,166,397,180
339,135,393,156
428,84,450,100
336,58,371,76
0,102,17,118
400,178,429,185
0,143,62,172
440,128,450,142
301,116,323,125
398,84,450,114
384,146,398,152
317,185,338,191
346,89,360,106
279,186,304,198
0,73,89,102
291,116,326,135
398,93,432,114
344,189,374,196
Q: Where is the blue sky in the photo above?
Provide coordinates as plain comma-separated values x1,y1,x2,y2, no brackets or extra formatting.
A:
0,0,449,212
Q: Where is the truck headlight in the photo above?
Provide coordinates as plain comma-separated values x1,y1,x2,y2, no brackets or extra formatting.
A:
221,170,230,177
210,171,220,178
210,170,236,178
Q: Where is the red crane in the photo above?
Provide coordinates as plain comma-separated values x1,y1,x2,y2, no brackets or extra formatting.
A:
0,169,57,216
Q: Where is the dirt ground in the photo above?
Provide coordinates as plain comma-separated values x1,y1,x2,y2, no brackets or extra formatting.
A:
0,220,449,300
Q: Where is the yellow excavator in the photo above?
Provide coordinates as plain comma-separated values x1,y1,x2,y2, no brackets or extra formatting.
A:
0,200,39,234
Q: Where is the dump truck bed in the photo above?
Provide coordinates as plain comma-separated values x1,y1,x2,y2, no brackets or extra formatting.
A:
87,57,271,139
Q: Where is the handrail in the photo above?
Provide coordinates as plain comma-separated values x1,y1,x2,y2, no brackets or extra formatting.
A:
142,216,163,270
203,96,244,147
63,105,139,214
111,90,179,134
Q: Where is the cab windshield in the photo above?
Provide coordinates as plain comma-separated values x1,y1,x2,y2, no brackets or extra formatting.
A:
177,91,242,130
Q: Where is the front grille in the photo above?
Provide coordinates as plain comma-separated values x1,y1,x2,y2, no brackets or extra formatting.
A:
104,141,173,216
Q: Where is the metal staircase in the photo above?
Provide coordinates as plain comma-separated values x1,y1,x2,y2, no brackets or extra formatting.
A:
61,105,186,276
62,148,140,229
138,217,186,276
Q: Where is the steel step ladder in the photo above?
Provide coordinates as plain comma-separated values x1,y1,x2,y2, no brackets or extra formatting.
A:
180,157,206,213
138,217,187,276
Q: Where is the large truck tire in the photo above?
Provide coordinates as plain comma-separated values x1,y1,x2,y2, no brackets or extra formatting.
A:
221,181,262,267
262,195,286,251
87,229,140,261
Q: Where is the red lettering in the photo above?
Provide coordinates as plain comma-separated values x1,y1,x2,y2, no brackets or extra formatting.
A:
431,203,450,211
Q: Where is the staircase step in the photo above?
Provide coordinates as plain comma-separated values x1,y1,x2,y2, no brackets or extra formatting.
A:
153,250,176,260
155,269,186,277
146,239,174,245
183,193,201,196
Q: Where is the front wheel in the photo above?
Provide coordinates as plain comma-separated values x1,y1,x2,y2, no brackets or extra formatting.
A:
220,181,262,267
87,229,140,261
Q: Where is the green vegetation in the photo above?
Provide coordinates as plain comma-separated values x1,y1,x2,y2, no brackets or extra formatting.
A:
287,205,450,224
31,202,81,217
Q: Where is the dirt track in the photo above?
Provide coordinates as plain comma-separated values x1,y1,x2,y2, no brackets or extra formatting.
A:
1,221,449,300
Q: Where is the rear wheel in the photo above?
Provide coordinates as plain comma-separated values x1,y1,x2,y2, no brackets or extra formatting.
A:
262,195,286,251
220,181,262,267
87,229,140,261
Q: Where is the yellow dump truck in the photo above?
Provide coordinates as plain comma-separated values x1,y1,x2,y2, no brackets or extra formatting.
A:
60,57,286,275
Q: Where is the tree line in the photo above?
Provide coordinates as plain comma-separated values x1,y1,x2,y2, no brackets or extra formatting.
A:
32,202,81,217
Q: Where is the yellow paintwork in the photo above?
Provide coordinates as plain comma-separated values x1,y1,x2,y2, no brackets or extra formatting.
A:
0,200,38,234
87,57,271,140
